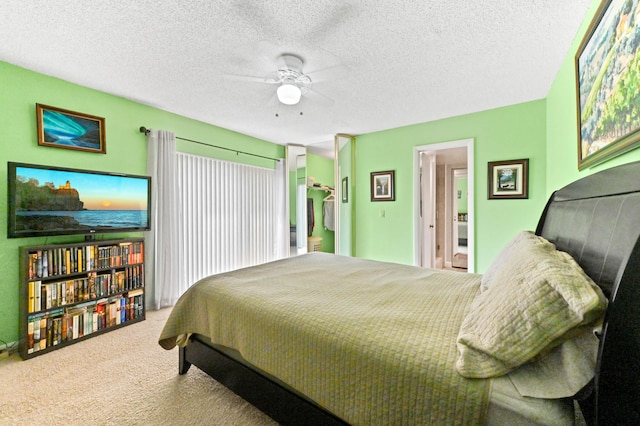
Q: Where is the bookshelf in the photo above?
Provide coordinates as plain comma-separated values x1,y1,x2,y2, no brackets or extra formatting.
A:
19,238,145,359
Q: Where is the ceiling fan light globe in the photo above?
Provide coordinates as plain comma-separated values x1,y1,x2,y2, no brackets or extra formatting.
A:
277,84,302,105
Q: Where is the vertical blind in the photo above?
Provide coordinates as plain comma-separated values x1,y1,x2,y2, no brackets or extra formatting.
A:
176,152,286,287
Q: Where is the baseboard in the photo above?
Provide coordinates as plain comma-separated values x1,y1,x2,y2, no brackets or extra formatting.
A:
0,340,18,354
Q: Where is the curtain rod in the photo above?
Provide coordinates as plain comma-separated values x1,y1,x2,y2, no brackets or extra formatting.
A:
139,126,281,162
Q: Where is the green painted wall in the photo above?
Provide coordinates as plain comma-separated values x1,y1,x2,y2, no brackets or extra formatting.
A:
307,153,335,253
354,100,548,271
0,61,284,347
546,0,640,189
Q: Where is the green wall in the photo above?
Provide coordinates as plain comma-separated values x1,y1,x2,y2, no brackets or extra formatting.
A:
0,61,284,347
307,153,335,253
354,100,548,270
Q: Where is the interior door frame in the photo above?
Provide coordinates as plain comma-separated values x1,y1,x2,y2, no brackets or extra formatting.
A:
413,138,475,272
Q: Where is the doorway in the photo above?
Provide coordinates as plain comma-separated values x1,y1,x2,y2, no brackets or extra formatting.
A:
413,139,474,272
451,168,468,270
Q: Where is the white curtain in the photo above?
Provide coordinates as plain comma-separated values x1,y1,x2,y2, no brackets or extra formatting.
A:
176,152,287,287
146,131,287,307
146,130,184,309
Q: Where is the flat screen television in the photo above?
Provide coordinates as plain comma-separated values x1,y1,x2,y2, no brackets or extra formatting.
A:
8,162,151,238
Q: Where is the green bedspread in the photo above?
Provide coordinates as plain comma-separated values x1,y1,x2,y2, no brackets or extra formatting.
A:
159,252,490,425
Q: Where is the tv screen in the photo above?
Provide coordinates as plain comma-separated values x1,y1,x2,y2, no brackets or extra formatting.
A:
8,162,151,238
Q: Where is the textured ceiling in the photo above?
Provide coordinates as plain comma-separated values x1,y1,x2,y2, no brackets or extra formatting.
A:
1,1,591,156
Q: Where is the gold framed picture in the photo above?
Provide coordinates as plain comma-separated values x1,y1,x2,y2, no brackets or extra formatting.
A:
36,104,106,154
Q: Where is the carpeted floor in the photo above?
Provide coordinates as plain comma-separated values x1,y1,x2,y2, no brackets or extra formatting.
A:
1,308,589,425
0,308,276,426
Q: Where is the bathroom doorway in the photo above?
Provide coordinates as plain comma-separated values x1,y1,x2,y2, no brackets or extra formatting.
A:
414,139,474,272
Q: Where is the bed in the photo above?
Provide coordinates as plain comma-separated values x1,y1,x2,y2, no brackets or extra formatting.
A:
159,160,640,425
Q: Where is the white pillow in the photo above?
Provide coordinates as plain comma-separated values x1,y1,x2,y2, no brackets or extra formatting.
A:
456,232,607,378
480,231,544,292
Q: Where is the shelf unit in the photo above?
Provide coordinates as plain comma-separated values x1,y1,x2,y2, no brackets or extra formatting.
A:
19,238,145,359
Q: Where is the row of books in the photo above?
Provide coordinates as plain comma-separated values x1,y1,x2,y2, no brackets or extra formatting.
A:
27,241,144,279
28,266,144,313
26,289,144,354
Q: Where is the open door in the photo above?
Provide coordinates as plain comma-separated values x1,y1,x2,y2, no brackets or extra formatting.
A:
420,152,436,268
451,169,468,270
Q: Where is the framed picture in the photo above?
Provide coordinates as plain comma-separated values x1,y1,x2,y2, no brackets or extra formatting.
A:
36,104,106,154
341,177,348,203
370,170,395,201
575,0,640,169
488,159,528,199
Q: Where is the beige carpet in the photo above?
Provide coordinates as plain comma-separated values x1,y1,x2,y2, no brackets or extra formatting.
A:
0,308,277,426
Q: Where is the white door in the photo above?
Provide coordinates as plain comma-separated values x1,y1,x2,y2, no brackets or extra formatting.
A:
421,152,436,268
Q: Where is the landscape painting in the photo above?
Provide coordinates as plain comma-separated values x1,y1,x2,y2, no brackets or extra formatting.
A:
13,165,149,234
576,0,640,169
488,159,529,199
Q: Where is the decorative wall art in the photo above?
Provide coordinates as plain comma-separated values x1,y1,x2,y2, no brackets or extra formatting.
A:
488,159,529,199
36,104,106,154
575,0,640,169
370,170,395,201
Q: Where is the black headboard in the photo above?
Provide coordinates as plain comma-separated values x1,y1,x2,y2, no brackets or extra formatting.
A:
535,161,640,425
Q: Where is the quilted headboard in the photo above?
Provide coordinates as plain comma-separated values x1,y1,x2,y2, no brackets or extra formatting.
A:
535,160,640,425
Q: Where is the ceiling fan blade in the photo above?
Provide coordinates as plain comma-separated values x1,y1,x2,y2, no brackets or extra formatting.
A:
266,91,280,108
304,88,334,107
305,3,359,43
305,63,350,83
222,73,280,84
256,40,290,69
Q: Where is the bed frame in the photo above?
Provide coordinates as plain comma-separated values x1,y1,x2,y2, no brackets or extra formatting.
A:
179,160,640,426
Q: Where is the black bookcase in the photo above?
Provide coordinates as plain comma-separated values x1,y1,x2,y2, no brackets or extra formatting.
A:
19,238,145,359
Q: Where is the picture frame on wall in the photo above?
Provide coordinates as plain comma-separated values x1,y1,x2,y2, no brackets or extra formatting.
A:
370,170,395,202
341,177,348,203
575,0,640,169
488,159,529,199
36,104,106,154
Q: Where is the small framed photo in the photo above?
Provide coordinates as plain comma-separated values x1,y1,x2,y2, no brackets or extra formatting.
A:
370,170,395,202
341,177,349,203
36,104,106,154
488,159,529,199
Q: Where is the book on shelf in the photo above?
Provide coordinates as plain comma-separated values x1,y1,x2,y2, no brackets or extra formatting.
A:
26,286,144,354
26,241,144,280
22,239,145,358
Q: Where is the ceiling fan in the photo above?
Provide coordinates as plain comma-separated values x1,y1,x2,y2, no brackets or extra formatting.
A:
225,48,346,107
268,54,310,105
